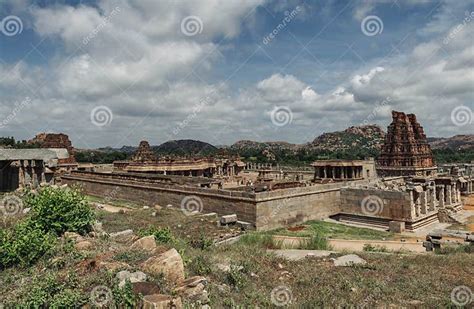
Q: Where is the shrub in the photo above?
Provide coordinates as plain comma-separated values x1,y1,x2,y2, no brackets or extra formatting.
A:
25,186,95,236
188,255,212,275
363,244,388,253
0,219,56,268
138,226,174,244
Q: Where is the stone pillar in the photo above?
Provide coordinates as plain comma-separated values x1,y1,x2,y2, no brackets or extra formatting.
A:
438,186,445,208
409,190,417,218
323,168,327,178
420,191,428,215
18,160,25,189
31,160,38,188
446,185,452,205
429,187,436,211
451,184,457,204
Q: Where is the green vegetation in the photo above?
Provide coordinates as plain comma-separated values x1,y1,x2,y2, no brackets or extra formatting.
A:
301,234,332,250
0,136,39,148
433,148,474,163
75,150,128,163
363,244,389,252
138,226,174,244
0,187,95,269
270,220,394,240
25,187,96,236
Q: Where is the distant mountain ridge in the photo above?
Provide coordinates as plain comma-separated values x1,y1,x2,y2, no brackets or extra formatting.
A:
93,127,474,157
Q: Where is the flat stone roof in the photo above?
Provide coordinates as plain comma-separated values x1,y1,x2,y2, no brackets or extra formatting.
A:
0,148,69,161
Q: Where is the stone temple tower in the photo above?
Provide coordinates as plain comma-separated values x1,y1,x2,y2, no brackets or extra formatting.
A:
131,141,157,162
376,111,437,177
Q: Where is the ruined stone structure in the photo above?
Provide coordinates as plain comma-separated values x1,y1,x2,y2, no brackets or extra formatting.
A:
29,133,78,173
377,111,437,177
312,159,377,181
131,141,157,162
0,149,70,191
114,141,245,178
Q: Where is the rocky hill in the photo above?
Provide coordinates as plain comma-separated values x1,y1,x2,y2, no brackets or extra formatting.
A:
307,125,386,151
153,139,218,156
428,135,474,150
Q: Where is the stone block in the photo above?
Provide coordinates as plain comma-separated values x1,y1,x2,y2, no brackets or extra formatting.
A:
220,214,238,225
389,221,405,233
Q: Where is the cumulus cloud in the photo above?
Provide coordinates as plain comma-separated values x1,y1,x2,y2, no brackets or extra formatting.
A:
0,0,472,147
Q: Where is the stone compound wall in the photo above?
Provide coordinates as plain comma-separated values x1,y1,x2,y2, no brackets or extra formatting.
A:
254,179,370,231
340,188,413,221
62,174,257,223
62,172,372,230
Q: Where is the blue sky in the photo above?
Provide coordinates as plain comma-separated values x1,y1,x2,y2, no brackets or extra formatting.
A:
0,0,473,148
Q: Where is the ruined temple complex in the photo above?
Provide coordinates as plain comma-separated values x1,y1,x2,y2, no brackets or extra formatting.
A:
2,111,473,233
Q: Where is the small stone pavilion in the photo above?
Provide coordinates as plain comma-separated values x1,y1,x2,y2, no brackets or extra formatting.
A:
312,159,377,182
0,149,69,191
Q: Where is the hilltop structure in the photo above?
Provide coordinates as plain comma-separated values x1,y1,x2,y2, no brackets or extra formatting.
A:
377,111,437,177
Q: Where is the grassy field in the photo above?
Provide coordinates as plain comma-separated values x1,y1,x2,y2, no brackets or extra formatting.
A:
268,220,395,240
1,195,473,308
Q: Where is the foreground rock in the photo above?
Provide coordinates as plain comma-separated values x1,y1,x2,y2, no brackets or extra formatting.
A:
174,276,209,304
110,229,134,243
74,240,93,251
143,294,182,309
333,254,367,267
116,270,147,288
131,235,157,252
142,248,185,286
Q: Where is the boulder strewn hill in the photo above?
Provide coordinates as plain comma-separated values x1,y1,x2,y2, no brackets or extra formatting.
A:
428,135,474,150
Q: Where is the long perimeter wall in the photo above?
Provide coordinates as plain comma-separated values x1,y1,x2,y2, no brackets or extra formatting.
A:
62,172,370,230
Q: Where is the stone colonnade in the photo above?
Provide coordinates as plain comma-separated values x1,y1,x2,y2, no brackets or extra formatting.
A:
314,166,363,180
245,163,273,170
18,159,46,189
